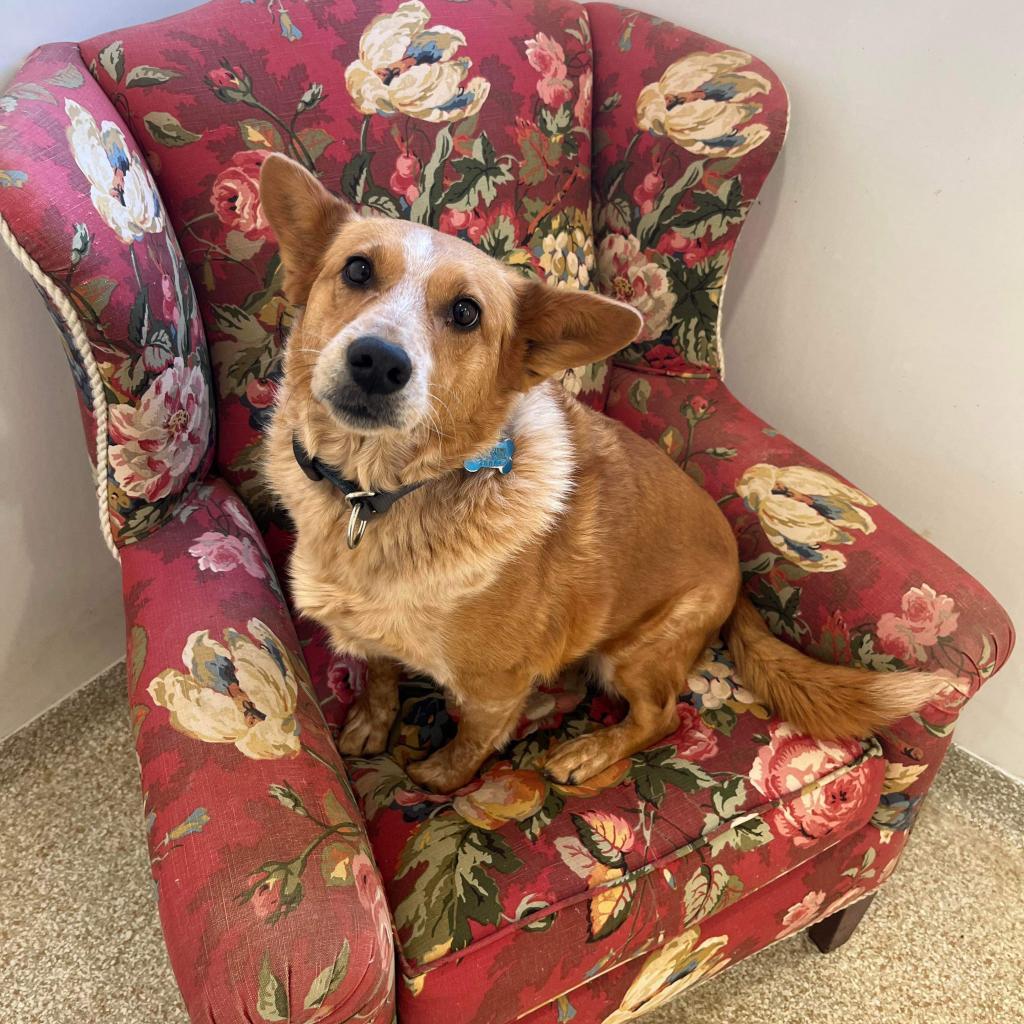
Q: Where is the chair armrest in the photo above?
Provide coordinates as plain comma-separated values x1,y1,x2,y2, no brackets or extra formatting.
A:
0,44,212,550
588,4,788,378
121,476,394,1023
605,368,1015,822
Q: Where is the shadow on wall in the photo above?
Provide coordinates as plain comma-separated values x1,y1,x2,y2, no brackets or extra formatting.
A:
0,244,124,738
719,147,788,357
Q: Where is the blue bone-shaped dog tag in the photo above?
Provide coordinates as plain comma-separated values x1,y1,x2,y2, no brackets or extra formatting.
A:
464,438,515,475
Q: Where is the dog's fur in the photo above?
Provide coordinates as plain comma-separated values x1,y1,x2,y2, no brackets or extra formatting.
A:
259,153,937,793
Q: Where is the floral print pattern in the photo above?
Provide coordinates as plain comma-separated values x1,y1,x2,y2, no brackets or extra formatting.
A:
116,479,394,1022
750,724,873,846
210,149,275,241
597,232,674,338
336,659,888,1019
148,618,303,759
65,97,163,242
635,50,772,157
0,44,212,545
602,929,731,1024
0,4,1014,1024
108,355,210,501
736,463,878,572
345,1,490,122
877,584,960,662
592,9,787,374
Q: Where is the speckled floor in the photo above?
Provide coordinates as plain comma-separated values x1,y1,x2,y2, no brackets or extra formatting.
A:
2,664,1022,1024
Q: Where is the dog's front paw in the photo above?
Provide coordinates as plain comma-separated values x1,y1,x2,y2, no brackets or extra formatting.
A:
337,699,390,757
544,733,617,787
407,747,475,794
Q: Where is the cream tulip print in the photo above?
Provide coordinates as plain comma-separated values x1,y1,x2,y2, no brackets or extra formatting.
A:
148,619,304,759
602,929,731,1024
596,38,782,375
736,464,878,572
345,0,490,123
636,50,771,158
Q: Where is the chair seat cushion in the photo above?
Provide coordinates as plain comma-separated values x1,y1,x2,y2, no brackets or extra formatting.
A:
299,625,885,1023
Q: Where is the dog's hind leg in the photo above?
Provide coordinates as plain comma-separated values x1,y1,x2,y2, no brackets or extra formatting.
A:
544,585,734,786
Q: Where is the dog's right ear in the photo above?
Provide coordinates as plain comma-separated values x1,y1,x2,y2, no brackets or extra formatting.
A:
259,153,355,303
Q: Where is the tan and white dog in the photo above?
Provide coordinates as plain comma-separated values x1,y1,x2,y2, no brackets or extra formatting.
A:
259,153,936,794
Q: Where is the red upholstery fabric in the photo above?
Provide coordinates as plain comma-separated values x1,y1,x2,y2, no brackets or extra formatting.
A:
589,3,789,379
0,43,213,546
342,670,886,1024
604,365,1015,832
512,823,910,1024
121,477,393,1023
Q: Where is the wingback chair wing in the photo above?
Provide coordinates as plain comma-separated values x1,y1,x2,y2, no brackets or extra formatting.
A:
0,2,1013,1022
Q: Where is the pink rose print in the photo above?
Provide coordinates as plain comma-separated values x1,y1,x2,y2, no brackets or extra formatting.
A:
525,32,566,79
207,66,245,91
643,344,691,375
673,703,719,761
777,890,826,938
525,32,573,108
574,66,592,125
188,531,265,578
248,873,282,920
210,150,273,240
750,723,869,846
877,584,959,663
538,77,573,108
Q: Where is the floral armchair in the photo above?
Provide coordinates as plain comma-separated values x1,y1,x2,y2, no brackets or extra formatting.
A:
0,1,1013,1022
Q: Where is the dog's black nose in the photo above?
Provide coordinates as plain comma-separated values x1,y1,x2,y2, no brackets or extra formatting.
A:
346,336,412,395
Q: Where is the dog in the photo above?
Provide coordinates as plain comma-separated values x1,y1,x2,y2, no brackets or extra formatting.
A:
258,152,936,794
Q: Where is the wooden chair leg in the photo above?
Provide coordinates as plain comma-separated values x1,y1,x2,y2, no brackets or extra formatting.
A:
807,894,876,953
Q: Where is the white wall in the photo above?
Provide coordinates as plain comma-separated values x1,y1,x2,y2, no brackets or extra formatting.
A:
0,1,195,737
2,2,1021,777
634,0,1024,778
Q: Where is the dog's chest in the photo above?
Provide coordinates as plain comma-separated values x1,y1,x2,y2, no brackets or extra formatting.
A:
291,548,467,683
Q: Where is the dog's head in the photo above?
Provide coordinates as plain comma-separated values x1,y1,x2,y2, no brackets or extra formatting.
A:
259,154,641,478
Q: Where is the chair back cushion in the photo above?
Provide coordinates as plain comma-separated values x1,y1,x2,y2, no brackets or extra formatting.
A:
79,0,601,515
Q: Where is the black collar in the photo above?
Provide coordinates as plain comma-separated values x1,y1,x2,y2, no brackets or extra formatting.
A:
292,435,427,549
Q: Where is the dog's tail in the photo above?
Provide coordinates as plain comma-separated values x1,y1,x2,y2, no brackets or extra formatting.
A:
722,592,939,738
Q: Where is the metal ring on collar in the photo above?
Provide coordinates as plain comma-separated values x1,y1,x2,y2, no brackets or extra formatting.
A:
344,490,376,549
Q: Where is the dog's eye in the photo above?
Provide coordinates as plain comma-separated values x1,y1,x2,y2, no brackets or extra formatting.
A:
342,256,373,286
451,297,481,330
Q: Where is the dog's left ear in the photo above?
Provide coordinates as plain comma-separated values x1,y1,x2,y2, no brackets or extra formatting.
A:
514,278,643,387
259,153,356,303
